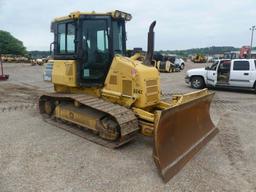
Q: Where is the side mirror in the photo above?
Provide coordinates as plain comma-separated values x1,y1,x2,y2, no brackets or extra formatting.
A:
205,66,210,70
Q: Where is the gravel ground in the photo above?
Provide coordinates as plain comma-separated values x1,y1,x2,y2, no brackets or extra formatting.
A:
0,62,256,192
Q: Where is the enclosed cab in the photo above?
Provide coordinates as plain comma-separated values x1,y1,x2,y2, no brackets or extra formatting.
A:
51,11,129,87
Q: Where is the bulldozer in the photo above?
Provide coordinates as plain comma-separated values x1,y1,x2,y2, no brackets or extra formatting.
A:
192,53,207,63
39,10,218,182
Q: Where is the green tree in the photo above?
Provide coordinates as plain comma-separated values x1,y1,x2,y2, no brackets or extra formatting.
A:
0,30,27,55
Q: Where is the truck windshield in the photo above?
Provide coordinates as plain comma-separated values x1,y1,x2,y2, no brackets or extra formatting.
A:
112,20,125,55
209,61,218,70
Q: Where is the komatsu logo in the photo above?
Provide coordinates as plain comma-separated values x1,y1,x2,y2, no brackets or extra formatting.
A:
133,89,142,94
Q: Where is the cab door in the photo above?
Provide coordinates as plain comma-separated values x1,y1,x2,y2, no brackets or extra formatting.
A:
79,19,111,86
206,62,218,86
229,60,252,87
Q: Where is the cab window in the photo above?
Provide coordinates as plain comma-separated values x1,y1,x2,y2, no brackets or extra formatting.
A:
67,24,75,53
57,24,66,53
97,30,108,51
233,61,250,71
57,22,75,54
112,20,125,55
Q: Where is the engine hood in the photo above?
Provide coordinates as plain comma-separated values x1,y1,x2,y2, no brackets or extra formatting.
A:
186,67,207,77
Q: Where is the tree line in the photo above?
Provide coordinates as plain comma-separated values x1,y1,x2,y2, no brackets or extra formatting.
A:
0,30,27,55
158,46,237,57
1,29,255,58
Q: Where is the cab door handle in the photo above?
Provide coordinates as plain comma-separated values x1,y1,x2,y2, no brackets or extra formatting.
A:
244,73,249,75
213,73,215,75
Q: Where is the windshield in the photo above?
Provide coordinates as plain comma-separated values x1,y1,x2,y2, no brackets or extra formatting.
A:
112,20,125,55
208,61,218,70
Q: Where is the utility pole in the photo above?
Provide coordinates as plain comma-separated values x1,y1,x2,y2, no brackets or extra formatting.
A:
249,25,255,58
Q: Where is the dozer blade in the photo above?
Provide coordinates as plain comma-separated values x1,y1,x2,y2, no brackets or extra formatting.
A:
153,92,218,183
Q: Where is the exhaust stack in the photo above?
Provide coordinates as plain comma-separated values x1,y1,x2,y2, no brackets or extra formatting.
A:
143,21,156,66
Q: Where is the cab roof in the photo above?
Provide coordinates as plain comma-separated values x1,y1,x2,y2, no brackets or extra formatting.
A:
54,10,132,22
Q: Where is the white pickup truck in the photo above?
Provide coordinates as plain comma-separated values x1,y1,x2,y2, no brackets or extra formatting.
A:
185,59,256,91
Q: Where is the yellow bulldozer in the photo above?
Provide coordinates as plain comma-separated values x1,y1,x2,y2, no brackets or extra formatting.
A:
39,10,218,182
192,53,207,63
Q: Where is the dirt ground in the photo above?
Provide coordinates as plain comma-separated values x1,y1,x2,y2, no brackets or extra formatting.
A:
0,62,256,192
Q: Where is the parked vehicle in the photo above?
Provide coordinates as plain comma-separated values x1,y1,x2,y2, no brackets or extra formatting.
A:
155,57,180,72
224,51,240,60
192,54,207,63
185,59,256,91
154,54,185,72
175,57,185,70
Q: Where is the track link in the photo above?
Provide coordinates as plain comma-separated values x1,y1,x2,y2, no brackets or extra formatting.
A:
39,93,139,148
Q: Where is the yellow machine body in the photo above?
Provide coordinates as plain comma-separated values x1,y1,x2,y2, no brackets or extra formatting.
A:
52,60,77,87
52,55,160,109
55,103,105,131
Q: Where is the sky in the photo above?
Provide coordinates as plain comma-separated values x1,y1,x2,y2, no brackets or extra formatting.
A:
0,0,255,51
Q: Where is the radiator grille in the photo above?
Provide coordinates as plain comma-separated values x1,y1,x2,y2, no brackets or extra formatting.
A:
145,79,158,104
146,79,157,86
109,75,117,85
122,80,132,96
147,86,158,93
